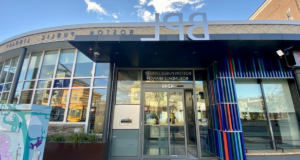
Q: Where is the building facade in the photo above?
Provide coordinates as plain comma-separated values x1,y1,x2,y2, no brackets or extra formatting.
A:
249,0,300,20
1,17,300,160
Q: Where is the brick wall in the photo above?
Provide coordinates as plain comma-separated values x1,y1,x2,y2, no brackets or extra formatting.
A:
251,0,300,20
47,125,85,135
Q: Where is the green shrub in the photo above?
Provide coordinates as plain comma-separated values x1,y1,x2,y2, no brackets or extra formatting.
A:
46,134,65,142
46,132,100,148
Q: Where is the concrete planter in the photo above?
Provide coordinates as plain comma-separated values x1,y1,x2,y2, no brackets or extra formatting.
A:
43,141,109,160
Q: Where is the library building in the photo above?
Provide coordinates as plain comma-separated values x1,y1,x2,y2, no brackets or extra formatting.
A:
1,2,300,160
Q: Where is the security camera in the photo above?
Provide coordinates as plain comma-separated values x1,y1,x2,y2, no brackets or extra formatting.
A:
94,52,100,57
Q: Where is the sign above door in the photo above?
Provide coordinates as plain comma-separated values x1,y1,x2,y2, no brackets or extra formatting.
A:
143,70,193,81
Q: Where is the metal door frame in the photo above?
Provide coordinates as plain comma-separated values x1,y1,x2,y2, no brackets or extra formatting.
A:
141,83,195,159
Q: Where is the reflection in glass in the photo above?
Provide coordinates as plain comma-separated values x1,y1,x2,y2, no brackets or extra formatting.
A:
18,54,30,81
16,82,22,90
39,50,58,78
0,62,4,79
169,91,186,156
0,85,3,92
144,92,168,156
25,52,42,80
94,78,108,87
23,81,35,89
0,60,11,83
33,90,50,105
1,92,9,104
20,90,33,104
53,79,70,88
4,84,11,91
95,63,110,77
89,89,107,136
56,49,75,78
236,80,273,149
74,52,93,77
116,70,141,104
50,89,68,121
262,79,300,149
6,57,19,82
13,91,20,104
72,79,91,87
67,89,90,122
37,80,52,88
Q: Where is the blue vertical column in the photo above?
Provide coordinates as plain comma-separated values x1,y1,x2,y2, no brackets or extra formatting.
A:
207,60,247,160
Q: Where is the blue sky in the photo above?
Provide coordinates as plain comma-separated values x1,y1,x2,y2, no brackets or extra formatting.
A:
0,0,264,42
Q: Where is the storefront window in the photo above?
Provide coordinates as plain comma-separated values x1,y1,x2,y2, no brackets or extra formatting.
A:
195,70,213,157
236,79,273,149
18,54,30,81
94,78,108,87
89,89,107,135
95,63,110,77
74,52,93,77
56,49,75,78
39,50,58,79
25,52,42,80
72,79,91,87
50,89,68,121
20,90,33,104
116,70,141,104
67,89,90,122
0,59,11,83
37,80,52,88
262,79,300,149
1,92,9,104
33,90,50,105
6,57,19,82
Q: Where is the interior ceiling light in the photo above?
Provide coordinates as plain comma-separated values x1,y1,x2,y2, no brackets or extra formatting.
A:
277,50,284,57
154,52,158,54
192,52,196,54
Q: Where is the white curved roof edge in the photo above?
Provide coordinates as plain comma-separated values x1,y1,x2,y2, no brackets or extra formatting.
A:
1,20,300,45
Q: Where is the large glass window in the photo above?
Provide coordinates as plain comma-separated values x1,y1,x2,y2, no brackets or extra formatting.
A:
39,50,58,79
33,90,50,105
67,89,90,122
7,48,110,128
88,89,107,134
74,52,93,77
50,89,68,122
18,54,30,81
6,57,19,82
262,79,300,149
0,59,11,83
20,90,33,104
95,63,110,77
25,52,42,80
56,49,75,78
116,70,141,104
236,79,273,149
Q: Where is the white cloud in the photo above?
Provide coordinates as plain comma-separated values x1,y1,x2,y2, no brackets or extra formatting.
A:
84,0,108,15
130,12,136,15
112,13,118,19
148,0,201,14
191,3,205,10
135,5,155,22
135,0,204,21
140,0,148,5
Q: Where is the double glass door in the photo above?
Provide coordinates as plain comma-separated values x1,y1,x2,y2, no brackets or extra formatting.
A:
142,89,189,158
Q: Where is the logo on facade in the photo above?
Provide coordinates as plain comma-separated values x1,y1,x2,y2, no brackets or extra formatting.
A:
141,12,209,41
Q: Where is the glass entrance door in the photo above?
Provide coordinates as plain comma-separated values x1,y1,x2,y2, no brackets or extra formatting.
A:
142,89,187,158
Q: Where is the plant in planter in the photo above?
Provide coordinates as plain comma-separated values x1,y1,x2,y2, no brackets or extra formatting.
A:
44,132,107,160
